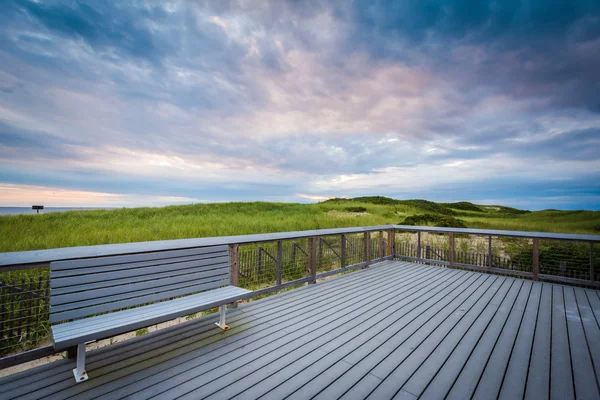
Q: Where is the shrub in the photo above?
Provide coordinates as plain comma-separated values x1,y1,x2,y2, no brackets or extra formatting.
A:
442,202,483,212
400,213,467,228
344,206,367,213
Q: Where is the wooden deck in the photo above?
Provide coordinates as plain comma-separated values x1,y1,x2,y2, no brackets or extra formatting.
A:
1,260,599,399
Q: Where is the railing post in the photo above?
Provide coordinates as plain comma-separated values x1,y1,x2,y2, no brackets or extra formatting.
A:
276,240,282,286
591,242,595,283
364,232,371,267
488,235,492,270
532,238,539,281
417,231,421,260
341,235,347,268
229,244,239,308
379,231,384,259
449,232,455,268
308,237,317,284
387,230,395,257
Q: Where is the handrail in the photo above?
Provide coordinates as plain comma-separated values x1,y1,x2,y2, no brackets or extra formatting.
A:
393,225,600,242
0,224,598,269
0,225,394,268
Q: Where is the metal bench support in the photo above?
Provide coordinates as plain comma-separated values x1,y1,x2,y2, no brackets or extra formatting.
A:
72,343,89,383
215,305,229,330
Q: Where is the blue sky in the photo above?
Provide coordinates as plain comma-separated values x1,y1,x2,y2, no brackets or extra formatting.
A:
0,1,599,210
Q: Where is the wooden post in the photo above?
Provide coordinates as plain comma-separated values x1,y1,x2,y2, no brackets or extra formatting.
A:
229,244,239,308
308,237,317,284
591,242,595,283
387,230,395,257
532,238,539,281
276,240,282,286
379,231,384,259
449,232,455,267
341,235,347,268
364,232,371,267
417,232,421,260
488,236,492,270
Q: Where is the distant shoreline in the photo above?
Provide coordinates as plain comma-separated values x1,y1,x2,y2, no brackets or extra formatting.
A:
0,207,113,215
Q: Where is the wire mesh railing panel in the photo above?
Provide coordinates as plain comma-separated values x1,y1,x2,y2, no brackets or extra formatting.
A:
281,240,311,283
0,268,50,357
344,233,364,267
492,237,534,273
317,236,343,274
537,240,596,280
238,242,278,290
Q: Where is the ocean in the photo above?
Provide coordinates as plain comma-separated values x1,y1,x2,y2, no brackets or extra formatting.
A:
0,207,111,215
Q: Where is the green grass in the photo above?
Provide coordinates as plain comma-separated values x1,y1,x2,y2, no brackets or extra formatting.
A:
0,198,598,253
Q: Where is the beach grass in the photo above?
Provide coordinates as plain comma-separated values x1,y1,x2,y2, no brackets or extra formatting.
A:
0,199,598,253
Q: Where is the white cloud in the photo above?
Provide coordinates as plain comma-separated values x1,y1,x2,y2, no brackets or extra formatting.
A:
0,183,202,207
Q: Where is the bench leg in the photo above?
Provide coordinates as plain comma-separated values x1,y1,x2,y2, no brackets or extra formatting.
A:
215,305,229,330
72,343,89,383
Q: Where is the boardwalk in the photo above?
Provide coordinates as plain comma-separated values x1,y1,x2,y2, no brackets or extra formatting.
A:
1,260,599,399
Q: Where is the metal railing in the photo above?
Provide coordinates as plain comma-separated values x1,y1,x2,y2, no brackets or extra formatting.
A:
393,225,600,287
0,225,598,369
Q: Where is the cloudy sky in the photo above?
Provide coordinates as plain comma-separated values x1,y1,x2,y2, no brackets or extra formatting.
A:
1,1,599,210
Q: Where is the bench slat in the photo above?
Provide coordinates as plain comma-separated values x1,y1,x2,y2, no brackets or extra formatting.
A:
50,267,229,305
50,251,227,278
50,276,229,315
50,264,227,295
50,256,228,287
50,245,228,270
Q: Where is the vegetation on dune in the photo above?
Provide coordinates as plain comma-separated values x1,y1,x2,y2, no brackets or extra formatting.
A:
343,206,368,213
442,201,484,212
0,198,598,253
400,213,467,228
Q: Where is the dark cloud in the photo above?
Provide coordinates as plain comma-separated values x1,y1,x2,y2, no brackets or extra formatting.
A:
348,0,600,112
11,1,171,64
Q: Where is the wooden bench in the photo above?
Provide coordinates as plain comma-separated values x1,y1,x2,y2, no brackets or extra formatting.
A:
49,245,250,383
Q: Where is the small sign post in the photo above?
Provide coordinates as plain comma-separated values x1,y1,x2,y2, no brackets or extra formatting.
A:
32,205,44,214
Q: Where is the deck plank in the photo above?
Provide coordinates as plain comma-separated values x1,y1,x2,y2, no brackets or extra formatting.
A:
563,286,600,399
525,282,553,400
574,288,600,386
551,285,575,400
0,261,598,400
